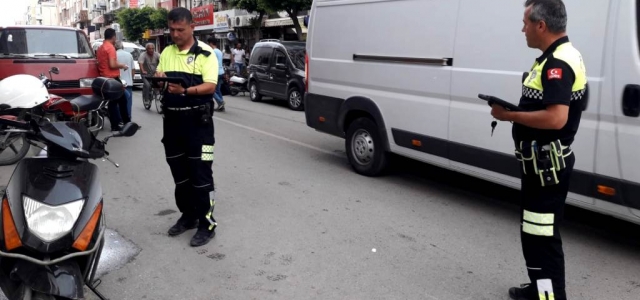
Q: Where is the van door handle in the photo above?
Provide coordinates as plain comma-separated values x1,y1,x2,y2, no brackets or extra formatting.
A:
622,84,640,117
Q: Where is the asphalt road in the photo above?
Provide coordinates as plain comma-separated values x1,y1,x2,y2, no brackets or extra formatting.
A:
0,91,639,300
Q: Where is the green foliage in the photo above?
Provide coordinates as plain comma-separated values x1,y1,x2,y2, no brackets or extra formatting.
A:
117,7,168,42
228,0,266,13
150,8,169,31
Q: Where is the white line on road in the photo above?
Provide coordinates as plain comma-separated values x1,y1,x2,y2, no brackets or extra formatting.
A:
213,116,343,158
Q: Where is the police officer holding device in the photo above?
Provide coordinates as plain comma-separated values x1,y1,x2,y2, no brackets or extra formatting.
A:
153,7,219,247
487,1,587,299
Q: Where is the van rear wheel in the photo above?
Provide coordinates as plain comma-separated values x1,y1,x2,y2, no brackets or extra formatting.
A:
346,117,388,176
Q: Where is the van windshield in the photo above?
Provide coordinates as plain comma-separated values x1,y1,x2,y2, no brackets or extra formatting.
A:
0,28,94,59
284,45,306,70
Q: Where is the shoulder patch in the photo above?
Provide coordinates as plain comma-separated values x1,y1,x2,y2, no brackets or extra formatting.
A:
547,68,563,80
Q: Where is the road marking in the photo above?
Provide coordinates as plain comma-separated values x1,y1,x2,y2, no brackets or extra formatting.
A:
214,117,342,158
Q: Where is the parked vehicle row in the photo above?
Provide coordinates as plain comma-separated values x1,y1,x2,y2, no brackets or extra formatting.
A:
304,0,640,226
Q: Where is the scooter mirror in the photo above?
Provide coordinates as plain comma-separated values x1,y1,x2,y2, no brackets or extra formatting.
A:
120,122,139,137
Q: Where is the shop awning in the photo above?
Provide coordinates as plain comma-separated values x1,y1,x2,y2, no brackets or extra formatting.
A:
264,16,305,28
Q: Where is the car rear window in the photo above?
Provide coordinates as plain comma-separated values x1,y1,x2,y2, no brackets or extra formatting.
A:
0,28,94,59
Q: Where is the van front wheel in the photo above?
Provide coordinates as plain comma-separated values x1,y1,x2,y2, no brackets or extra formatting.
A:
346,117,388,176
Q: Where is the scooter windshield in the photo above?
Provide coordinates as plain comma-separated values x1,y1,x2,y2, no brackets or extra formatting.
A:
38,121,105,159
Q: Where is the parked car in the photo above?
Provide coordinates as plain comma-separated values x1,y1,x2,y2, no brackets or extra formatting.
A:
92,40,144,87
305,0,640,226
0,25,99,99
247,40,306,111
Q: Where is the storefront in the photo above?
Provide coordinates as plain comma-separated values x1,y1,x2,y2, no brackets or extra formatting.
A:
263,16,308,41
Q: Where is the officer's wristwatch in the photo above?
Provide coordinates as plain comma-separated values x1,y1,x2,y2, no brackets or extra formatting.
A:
180,87,187,97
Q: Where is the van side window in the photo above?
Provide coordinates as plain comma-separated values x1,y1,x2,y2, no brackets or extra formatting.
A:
257,48,271,67
275,51,286,66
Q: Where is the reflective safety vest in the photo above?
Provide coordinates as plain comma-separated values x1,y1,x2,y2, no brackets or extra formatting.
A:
522,42,587,101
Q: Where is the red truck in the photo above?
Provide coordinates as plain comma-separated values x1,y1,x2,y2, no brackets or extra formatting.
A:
0,25,100,99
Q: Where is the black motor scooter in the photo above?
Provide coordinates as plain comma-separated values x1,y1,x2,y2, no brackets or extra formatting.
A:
0,77,138,300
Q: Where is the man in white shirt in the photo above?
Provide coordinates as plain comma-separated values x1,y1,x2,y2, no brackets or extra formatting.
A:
231,43,246,75
115,41,135,121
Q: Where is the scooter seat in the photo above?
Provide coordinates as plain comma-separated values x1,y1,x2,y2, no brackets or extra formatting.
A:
69,95,104,112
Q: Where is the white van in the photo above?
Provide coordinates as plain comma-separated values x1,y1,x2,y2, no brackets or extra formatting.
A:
304,0,640,225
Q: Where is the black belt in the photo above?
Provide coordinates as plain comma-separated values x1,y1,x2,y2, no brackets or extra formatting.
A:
165,104,209,111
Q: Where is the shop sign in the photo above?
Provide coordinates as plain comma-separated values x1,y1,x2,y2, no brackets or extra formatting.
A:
192,4,214,26
214,11,231,31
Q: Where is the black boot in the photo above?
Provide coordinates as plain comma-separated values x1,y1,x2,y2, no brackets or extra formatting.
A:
168,215,198,236
509,283,535,300
190,226,216,247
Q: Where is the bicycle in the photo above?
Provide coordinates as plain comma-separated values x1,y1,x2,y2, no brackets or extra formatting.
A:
142,83,163,114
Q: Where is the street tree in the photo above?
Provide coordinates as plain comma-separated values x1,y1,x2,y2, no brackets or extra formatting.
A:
260,0,312,41
117,7,168,43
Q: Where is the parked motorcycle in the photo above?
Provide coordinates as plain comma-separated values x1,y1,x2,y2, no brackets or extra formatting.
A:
229,75,249,97
0,67,114,167
0,74,138,300
38,68,109,134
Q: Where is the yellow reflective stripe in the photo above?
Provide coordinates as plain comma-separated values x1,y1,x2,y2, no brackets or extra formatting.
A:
202,153,214,161
537,279,555,300
202,145,214,153
523,222,554,236
207,199,216,230
523,210,554,225
158,41,214,74
539,293,555,300
554,43,587,92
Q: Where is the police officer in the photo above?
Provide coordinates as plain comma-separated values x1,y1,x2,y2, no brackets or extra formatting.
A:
491,1,587,299
155,7,219,247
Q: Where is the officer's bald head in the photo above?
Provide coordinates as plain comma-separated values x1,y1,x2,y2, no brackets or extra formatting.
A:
524,0,567,34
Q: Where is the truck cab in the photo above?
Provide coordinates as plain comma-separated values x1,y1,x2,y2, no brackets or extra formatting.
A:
0,25,99,100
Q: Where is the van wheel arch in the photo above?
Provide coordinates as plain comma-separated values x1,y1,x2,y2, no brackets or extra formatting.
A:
339,97,390,151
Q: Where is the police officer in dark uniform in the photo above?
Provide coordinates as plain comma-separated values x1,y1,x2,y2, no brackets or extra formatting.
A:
155,7,219,247
491,1,587,299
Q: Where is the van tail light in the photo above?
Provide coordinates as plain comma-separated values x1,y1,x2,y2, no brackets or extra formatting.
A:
305,53,309,93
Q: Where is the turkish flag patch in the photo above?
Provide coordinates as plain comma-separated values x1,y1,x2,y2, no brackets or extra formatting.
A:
547,68,563,80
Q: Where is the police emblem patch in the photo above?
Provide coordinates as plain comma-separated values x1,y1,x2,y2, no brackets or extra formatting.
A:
527,70,537,84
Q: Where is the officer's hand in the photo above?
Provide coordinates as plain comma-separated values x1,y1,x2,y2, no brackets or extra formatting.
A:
491,104,511,121
153,71,166,88
167,83,185,95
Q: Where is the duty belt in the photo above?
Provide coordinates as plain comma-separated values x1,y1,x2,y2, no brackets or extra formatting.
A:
515,140,572,187
165,104,209,111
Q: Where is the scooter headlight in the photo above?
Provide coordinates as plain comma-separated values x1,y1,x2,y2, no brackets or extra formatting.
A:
23,196,84,242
